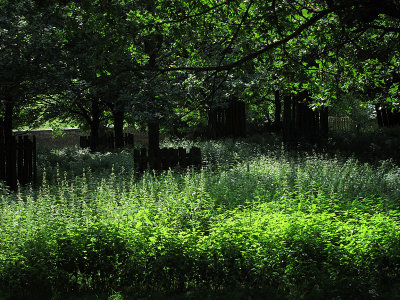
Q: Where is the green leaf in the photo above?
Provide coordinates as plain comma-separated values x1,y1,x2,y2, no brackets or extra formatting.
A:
136,221,143,229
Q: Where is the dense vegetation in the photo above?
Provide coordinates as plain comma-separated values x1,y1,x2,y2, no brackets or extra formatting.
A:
1,139,400,299
2,0,400,299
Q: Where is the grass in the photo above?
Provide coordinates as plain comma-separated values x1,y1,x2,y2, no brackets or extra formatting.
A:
1,138,400,299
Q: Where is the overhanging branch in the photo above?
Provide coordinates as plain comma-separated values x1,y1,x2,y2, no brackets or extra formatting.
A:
119,8,334,74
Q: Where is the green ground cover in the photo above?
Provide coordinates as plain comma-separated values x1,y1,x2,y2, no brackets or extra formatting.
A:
1,139,400,299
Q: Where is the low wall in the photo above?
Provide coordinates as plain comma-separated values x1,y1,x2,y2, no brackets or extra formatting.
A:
14,128,149,150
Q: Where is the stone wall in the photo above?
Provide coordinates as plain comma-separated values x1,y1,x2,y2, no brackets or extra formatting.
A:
14,128,148,150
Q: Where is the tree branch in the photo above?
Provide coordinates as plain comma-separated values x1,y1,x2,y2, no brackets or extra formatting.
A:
362,24,400,33
119,8,334,74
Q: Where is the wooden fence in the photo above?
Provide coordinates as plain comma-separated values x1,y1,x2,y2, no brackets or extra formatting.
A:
134,147,202,172
80,133,134,150
208,96,246,138
328,117,353,131
283,94,329,142
0,135,37,191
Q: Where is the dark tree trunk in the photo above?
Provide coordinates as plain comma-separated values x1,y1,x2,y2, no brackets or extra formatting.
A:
227,98,235,136
2,95,16,190
311,110,319,140
90,121,99,152
320,106,329,138
113,110,124,148
90,100,101,152
290,96,296,138
274,90,281,130
237,100,246,137
375,104,383,127
295,102,302,135
208,108,217,138
6,137,17,191
217,106,226,137
283,96,292,142
4,98,13,141
381,108,389,127
388,108,396,126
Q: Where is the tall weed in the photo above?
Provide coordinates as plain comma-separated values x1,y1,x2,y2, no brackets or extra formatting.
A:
0,139,400,299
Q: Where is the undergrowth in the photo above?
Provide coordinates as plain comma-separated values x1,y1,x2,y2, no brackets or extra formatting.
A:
1,139,400,299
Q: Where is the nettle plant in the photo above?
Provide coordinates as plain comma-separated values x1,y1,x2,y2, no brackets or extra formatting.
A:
0,140,400,299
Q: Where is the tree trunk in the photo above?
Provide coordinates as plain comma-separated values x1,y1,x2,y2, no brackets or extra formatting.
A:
381,108,389,127
90,100,101,152
290,96,296,135
375,104,383,127
113,110,124,148
320,106,329,138
274,90,281,131
4,98,13,141
208,108,217,138
283,96,291,142
4,97,17,190
295,102,302,135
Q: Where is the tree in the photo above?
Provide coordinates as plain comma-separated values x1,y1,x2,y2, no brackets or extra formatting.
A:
4,0,400,146
0,0,64,138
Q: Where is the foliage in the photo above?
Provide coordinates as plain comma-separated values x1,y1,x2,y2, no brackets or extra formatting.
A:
1,140,400,299
2,0,400,136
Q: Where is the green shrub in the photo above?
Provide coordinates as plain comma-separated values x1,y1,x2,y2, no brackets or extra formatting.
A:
1,140,400,299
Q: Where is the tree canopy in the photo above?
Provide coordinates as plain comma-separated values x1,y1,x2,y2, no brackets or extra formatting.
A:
1,0,399,142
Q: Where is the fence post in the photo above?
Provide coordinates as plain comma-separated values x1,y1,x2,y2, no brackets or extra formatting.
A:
32,135,37,184
169,148,179,168
149,148,161,171
124,133,134,147
134,149,140,171
24,136,33,184
6,137,17,191
80,136,88,148
189,147,202,169
140,148,148,172
178,147,187,168
110,134,115,149
129,133,134,146
160,148,168,170
17,136,24,185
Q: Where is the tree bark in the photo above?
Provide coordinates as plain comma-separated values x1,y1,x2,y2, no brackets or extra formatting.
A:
381,108,389,127
208,108,217,138
320,106,329,138
4,95,16,190
375,104,383,127
274,90,281,131
283,96,291,142
90,100,101,152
